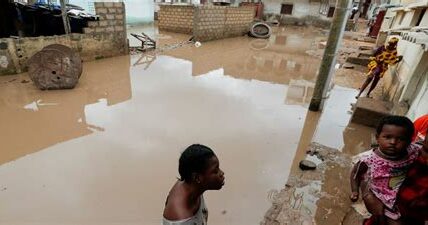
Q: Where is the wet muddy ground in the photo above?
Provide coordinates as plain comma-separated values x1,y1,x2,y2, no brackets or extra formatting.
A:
1,24,376,225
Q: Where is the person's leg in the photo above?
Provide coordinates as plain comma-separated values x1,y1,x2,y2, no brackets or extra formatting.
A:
366,72,381,98
356,75,374,98
362,191,387,225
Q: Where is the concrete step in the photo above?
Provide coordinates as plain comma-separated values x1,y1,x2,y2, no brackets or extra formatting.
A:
351,97,393,127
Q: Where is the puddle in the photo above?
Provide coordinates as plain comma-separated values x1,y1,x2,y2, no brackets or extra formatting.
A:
0,25,374,225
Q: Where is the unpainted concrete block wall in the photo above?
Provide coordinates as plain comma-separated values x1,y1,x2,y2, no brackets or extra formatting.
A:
158,5,194,34
193,6,255,41
158,5,255,41
84,2,126,34
0,2,127,76
193,6,227,41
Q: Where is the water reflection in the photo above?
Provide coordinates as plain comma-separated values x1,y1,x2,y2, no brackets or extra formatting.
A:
0,56,131,165
0,53,309,225
135,26,324,85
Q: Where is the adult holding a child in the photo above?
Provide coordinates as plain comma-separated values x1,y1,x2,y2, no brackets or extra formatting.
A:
350,116,428,225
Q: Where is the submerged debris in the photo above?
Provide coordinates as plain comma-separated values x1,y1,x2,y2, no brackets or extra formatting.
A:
249,22,272,39
130,32,156,52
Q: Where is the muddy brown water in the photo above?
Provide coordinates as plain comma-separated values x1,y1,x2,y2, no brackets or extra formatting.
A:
0,25,374,225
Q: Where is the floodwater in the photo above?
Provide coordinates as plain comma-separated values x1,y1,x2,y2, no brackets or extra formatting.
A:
1,25,374,225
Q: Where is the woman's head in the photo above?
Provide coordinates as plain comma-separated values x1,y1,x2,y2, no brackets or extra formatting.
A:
387,37,399,49
179,144,225,190
376,116,414,157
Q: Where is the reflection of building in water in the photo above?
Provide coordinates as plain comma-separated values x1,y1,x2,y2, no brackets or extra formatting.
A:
0,56,131,165
285,79,315,105
163,27,322,85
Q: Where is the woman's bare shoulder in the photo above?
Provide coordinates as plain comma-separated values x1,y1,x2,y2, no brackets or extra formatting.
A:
163,183,194,221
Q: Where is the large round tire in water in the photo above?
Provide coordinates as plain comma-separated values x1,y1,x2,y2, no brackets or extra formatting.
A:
28,44,82,90
249,22,272,39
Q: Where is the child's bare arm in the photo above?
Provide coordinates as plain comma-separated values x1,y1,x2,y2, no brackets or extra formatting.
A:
350,161,368,202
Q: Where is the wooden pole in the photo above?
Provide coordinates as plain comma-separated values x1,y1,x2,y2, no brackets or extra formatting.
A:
309,0,352,111
59,0,71,34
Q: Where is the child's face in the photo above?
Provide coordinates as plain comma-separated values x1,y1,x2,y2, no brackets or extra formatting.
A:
199,156,225,190
376,125,410,157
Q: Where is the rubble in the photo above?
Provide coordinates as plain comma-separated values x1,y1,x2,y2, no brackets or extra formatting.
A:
262,143,365,225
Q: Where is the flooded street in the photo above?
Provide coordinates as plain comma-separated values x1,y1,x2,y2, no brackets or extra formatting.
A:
1,25,374,225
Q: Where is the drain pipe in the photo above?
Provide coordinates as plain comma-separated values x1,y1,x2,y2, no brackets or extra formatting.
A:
309,0,352,111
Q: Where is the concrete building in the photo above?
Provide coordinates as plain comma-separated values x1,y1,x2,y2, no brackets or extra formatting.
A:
376,0,428,120
261,0,337,26
154,0,337,27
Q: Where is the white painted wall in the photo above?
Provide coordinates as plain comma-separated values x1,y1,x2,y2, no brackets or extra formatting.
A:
419,9,428,26
392,11,404,27
263,0,320,17
380,9,397,30
407,73,428,120
397,41,424,84
402,10,415,26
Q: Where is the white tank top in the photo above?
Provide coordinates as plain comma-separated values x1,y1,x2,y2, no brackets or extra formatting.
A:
162,197,208,225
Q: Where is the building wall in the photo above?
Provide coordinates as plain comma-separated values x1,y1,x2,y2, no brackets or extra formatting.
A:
193,6,227,40
158,5,255,41
158,5,194,33
84,2,126,36
402,10,415,26
379,1,428,118
382,40,425,101
261,0,334,28
193,6,255,41
0,2,128,76
407,72,428,120
263,0,321,17
389,1,428,29
420,9,428,25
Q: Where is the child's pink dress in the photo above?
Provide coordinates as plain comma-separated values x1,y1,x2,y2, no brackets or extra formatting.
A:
357,143,421,219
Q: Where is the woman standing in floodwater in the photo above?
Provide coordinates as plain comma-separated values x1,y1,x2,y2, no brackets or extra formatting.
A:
163,144,225,225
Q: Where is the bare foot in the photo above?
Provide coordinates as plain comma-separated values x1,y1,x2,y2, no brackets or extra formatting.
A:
350,192,359,202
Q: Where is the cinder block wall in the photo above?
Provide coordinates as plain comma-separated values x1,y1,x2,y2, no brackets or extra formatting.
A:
158,5,255,42
0,2,128,75
158,5,194,34
224,6,254,38
84,2,126,34
193,6,255,41
193,6,226,41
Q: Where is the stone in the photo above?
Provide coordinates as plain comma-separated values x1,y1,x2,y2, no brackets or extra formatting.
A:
299,160,317,170
28,44,82,90
343,63,355,69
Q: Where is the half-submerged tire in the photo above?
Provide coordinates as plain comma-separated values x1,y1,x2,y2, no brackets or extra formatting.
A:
28,44,82,90
249,22,272,39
